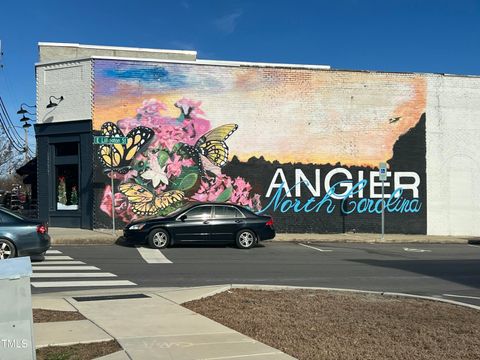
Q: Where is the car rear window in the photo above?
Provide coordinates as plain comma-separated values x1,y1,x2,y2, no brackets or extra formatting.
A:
214,206,243,219
184,206,212,219
0,209,24,223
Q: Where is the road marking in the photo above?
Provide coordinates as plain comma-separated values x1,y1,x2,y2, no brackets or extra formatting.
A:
32,265,100,271
46,250,62,254
136,246,172,264
34,261,86,265
298,243,333,252
442,294,480,301
32,272,117,278
44,256,73,260
403,247,431,253
31,280,136,288
468,244,480,248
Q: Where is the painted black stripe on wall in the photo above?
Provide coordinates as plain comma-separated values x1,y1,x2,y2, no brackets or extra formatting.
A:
223,114,427,234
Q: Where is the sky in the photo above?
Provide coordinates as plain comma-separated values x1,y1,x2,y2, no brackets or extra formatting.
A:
0,0,479,147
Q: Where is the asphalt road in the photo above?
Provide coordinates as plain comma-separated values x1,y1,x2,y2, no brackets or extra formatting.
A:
31,241,480,307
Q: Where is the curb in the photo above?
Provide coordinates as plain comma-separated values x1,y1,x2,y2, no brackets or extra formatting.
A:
32,285,480,311
51,237,118,245
230,284,480,311
49,235,476,245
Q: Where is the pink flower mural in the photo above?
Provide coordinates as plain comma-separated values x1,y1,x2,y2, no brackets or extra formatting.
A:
98,98,261,222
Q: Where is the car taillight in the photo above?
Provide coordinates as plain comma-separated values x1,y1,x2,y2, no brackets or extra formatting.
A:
37,224,47,234
266,218,274,227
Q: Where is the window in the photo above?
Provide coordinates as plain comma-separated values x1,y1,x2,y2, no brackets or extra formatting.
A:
214,206,243,219
184,206,212,219
55,142,79,156
56,164,79,210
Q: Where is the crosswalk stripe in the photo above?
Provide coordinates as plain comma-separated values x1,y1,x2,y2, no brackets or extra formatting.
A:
34,261,86,265
44,256,73,260
136,246,172,264
46,250,62,254
32,265,100,271
31,272,117,278
31,280,137,288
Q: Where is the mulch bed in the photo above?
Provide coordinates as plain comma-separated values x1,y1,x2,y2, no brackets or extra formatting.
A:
33,309,86,323
184,289,480,360
36,340,122,360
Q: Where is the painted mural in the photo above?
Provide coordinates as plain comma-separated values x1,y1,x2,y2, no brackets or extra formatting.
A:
93,59,427,233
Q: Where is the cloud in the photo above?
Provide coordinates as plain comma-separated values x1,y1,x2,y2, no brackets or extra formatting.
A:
103,66,187,90
214,10,243,34
99,63,228,92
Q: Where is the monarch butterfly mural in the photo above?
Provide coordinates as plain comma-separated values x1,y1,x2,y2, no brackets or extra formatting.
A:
99,122,154,173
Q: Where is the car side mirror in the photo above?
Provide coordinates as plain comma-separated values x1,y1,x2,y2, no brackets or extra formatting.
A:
179,214,187,222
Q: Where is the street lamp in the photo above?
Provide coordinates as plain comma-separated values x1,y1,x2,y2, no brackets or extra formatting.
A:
18,103,36,162
17,103,36,116
46,95,64,108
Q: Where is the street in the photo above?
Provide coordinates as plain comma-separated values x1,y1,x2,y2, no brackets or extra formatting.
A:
30,241,480,307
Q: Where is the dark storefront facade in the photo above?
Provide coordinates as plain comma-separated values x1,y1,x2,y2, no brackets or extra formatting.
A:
35,120,93,228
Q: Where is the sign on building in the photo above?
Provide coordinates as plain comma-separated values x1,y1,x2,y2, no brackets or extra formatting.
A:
93,136,128,145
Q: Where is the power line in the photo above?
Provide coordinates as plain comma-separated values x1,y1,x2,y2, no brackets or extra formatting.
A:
0,115,23,152
0,96,24,144
0,98,24,152
0,100,24,152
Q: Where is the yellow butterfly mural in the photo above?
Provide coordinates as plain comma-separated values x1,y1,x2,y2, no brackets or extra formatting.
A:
118,183,184,216
99,122,154,173
182,124,238,174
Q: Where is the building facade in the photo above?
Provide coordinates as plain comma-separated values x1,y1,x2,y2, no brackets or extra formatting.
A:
35,43,480,236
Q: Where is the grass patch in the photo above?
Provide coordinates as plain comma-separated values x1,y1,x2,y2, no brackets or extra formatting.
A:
33,309,85,323
36,340,121,360
184,289,480,360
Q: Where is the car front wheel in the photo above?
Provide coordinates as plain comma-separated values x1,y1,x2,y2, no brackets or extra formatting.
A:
148,229,170,249
0,239,16,259
236,230,256,249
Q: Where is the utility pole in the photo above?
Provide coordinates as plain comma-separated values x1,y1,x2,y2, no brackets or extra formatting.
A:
22,123,31,162
379,162,388,241
24,127,28,162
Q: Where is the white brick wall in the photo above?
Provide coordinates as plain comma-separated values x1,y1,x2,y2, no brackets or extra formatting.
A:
426,75,480,236
36,59,92,123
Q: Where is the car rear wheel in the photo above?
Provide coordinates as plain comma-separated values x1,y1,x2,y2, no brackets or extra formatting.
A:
148,229,170,249
236,230,256,249
0,239,16,259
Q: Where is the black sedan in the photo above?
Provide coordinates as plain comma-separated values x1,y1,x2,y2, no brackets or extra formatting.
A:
0,207,51,260
124,203,275,249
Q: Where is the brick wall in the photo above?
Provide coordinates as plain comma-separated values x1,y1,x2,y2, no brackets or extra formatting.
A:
426,75,480,236
36,54,480,235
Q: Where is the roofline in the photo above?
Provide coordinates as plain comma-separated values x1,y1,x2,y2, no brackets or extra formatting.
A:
38,42,197,56
36,54,331,70
34,50,480,78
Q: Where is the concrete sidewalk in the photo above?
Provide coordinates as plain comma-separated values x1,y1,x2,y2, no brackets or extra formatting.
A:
48,226,478,245
33,286,295,360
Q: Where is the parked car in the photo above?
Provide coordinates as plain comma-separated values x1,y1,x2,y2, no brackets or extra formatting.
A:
123,202,275,249
0,207,50,260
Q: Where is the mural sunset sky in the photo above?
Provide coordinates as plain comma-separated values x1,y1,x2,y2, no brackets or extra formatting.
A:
94,60,426,167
